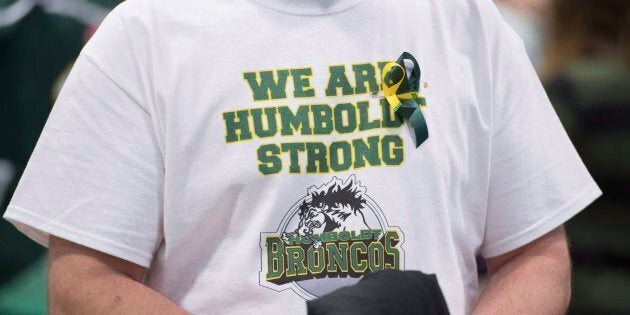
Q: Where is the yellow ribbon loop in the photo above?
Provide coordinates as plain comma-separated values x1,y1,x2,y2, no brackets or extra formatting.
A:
380,52,429,148
382,62,406,112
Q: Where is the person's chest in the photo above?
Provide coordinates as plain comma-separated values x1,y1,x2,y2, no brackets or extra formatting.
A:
145,0,489,310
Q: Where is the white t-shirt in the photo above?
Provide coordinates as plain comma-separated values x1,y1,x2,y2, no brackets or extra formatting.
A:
4,0,601,313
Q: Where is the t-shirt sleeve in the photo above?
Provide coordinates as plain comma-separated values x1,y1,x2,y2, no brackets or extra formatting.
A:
479,5,602,258
2,3,163,268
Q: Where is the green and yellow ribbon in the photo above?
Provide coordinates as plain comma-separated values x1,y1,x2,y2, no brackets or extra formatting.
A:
381,52,428,148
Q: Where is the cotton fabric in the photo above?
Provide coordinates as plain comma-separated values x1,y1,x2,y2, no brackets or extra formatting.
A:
4,0,600,314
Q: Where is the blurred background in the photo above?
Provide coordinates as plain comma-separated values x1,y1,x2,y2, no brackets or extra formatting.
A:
0,0,628,314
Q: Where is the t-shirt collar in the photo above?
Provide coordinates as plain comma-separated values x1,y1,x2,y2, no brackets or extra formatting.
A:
247,0,367,16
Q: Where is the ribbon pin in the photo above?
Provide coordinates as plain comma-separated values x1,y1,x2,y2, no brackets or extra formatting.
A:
381,52,429,148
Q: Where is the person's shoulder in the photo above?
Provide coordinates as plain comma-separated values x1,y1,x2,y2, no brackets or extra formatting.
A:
112,0,232,17
430,0,505,31
427,0,511,57
106,0,235,29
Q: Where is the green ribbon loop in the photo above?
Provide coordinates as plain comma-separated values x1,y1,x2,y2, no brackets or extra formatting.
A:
381,52,429,148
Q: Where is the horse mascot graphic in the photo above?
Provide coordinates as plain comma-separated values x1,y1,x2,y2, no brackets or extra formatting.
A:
282,175,371,248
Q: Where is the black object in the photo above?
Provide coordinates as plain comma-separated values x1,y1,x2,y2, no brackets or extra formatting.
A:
307,270,450,315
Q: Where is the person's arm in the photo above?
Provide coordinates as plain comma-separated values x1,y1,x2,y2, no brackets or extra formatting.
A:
472,226,571,315
48,236,188,315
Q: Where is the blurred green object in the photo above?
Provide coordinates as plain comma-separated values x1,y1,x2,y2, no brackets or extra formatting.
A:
0,5,84,285
546,56,630,314
570,267,630,315
87,0,121,8
0,257,47,315
0,0,119,288
549,58,630,180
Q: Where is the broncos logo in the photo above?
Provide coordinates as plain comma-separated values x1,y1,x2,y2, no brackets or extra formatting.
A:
282,175,371,248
